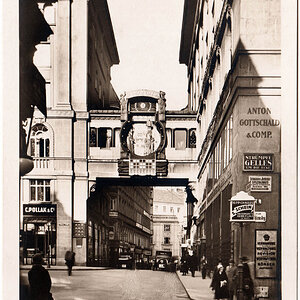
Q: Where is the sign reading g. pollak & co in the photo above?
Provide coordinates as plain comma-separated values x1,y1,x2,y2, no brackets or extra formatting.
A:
255,230,277,278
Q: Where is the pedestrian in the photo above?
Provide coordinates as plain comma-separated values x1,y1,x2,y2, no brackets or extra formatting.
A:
210,264,230,300
65,250,75,276
225,259,237,300
201,255,207,279
180,255,188,276
189,253,198,277
242,261,254,300
28,253,53,300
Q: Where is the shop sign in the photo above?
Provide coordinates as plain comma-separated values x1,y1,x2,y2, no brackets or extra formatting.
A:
248,176,272,192
255,211,266,223
23,204,56,216
136,223,143,229
142,226,151,234
256,287,269,298
108,231,115,240
230,200,255,222
243,154,273,171
143,250,151,256
109,211,118,217
255,230,277,278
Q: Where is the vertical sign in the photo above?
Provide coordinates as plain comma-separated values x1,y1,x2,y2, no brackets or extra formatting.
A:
255,230,277,278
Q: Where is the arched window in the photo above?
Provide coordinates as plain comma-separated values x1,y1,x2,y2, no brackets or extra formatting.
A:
189,129,197,148
29,124,50,157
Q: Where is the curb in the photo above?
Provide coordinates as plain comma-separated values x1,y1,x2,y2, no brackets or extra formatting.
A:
175,271,192,300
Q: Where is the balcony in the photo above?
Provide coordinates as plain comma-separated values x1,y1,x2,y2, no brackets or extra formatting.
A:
34,157,50,168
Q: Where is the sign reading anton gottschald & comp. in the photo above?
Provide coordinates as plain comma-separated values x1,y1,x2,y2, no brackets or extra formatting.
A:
23,204,56,216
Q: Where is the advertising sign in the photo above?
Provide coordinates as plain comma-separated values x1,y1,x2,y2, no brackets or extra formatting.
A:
230,200,255,222
23,204,56,216
248,176,272,192
255,211,266,223
243,154,273,171
255,230,277,278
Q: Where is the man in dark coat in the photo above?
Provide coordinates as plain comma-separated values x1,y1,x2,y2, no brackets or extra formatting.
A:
225,259,238,300
189,254,198,277
28,253,53,300
65,250,75,276
242,262,254,300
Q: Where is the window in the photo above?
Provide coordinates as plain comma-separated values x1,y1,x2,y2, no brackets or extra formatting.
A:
189,129,197,148
170,207,174,213
30,180,50,202
164,224,170,232
163,206,166,212
164,237,170,244
174,130,187,150
177,207,180,213
137,213,142,224
90,127,112,148
30,124,50,157
110,197,115,210
155,205,158,212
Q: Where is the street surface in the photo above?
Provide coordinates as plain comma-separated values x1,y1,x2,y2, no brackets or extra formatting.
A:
21,269,190,300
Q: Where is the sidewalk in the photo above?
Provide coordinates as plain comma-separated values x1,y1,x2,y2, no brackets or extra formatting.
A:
176,270,214,300
20,265,111,271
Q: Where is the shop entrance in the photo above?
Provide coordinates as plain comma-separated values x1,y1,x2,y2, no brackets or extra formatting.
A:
22,221,56,265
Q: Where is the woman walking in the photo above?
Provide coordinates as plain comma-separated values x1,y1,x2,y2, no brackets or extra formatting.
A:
211,264,230,300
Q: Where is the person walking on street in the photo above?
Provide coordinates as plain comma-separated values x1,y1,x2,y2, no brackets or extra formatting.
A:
200,255,208,279
28,253,53,300
180,255,188,276
210,264,230,300
189,253,198,277
225,259,237,300
242,261,254,300
65,250,75,276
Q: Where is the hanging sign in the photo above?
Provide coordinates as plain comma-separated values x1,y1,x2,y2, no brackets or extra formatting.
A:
255,230,277,278
229,191,256,222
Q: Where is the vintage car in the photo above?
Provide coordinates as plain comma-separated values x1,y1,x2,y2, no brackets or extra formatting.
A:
117,254,133,269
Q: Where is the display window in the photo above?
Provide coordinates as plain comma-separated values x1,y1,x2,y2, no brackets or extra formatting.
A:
21,221,56,265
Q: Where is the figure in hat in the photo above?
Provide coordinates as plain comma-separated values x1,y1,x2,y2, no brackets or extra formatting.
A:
28,253,53,300
241,258,254,300
225,259,238,300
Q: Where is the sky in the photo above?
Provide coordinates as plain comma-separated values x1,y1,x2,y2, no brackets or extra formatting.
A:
107,0,188,110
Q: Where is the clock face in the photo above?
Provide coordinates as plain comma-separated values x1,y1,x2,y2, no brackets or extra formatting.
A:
127,122,161,157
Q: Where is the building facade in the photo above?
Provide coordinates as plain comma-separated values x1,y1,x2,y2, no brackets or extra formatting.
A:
87,185,152,267
20,0,120,266
152,187,186,257
180,0,281,298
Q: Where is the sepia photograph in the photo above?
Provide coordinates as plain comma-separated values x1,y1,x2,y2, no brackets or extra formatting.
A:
1,0,298,299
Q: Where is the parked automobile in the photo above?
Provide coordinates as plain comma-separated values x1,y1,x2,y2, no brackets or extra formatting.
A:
157,258,169,271
117,254,133,269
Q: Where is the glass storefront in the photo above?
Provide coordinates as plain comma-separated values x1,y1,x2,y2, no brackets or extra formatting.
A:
21,221,56,265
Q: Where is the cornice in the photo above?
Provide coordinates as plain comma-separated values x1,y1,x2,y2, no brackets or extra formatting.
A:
47,109,75,119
